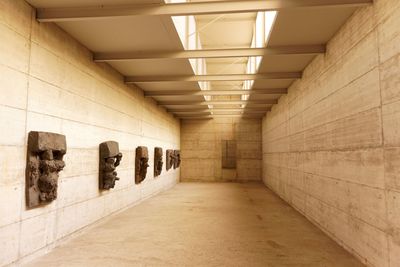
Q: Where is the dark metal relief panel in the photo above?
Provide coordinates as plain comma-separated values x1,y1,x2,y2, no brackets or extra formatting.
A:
154,147,163,177
166,149,175,171
222,140,236,169
26,131,67,208
174,150,181,169
135,146,149,184
99,141,122,190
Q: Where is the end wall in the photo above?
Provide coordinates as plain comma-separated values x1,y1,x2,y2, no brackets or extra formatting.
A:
0,0,180,265
181,118,261,182
262,1,400,266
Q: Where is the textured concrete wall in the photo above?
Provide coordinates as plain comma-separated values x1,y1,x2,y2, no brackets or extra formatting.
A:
262,1,400,267
181,118,261,182
0,1,180,266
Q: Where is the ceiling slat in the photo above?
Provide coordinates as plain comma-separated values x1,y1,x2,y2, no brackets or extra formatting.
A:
167,107,272,112
174,110,267,115
126,73,301,83
159,100,277,105
178,114,264,119
37,0,373,22
145,88,287,97
94,45,325,61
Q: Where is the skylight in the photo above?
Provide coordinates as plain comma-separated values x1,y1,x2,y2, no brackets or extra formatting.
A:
242,11,277,102
166,0,209,91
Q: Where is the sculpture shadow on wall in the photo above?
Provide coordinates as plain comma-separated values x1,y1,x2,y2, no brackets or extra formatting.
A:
26,131,67,209
99,141,122,190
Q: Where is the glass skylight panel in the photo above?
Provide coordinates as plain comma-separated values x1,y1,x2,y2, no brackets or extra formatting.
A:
167,0,209,103
242,11,277,99
265,11,277,44
167,1,278,112
255,12,265,48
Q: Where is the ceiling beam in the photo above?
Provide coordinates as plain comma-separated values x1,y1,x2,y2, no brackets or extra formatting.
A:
94,45,325,61
167,104,273,108
180,117,213,120
126,72,301,83
174,110,267,115
37,0,373,22
145,88,287,97
159,100,277,106
178,114,264,119
167,107,272,112
174,111,212,115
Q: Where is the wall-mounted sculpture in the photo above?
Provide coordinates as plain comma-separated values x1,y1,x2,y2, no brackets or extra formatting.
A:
135,146,149,184
174,150,181,169
154,147,163,177
166,149,175,171
26,131,66,208
99,141,122,190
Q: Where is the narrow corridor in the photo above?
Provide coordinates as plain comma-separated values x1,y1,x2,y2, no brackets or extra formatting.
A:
25,183,363,267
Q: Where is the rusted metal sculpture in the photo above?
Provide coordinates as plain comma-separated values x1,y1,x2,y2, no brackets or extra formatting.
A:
26,131,66,208
174,150,181,169
154,147,163,177
99,141,122,190
135,146,149,184
166,149,175,171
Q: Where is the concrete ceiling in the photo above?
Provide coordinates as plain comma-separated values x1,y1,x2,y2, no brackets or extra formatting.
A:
27,0,204,104
27,0,162,8
26,0,370,119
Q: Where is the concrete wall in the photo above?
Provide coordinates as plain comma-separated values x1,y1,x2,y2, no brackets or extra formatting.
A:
262,1,400,266
0,1,180,265
181,118,261,182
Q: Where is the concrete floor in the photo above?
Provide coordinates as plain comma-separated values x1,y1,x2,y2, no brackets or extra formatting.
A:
25,183,364,267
